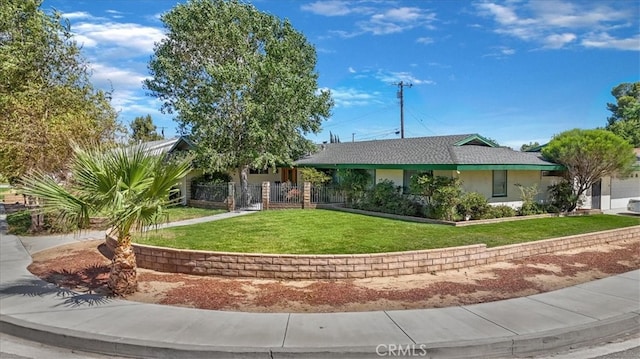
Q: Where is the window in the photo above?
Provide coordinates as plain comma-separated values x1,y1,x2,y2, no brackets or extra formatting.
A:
249,168,269,175
492,170,507,197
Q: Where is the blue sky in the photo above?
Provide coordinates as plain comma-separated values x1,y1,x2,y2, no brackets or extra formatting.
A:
41,0,639,149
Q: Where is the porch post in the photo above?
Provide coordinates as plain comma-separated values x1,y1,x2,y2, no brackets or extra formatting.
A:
227,182,235,211
303,181,311,209
262,181,270,210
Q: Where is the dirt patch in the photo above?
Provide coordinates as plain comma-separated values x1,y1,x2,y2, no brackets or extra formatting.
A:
28,239,640,313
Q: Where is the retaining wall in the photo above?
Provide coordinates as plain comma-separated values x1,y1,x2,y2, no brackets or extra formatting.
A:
105,225,640,279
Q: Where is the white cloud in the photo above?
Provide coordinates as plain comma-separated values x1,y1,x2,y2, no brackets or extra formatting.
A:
303,2,437,37
543,33,577,49
301,1,375,17
73,22,165,54
61,11,93,20
475,1,638,51
416,37,434,45
482,46,516,58
375,71,435,85
348,67,357,73
359,7,437,35
582,33,640,51
328,87,382,107
89,63,147,91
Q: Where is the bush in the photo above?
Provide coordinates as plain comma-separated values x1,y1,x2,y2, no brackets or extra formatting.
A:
548,180,580,212
486,205,516,219
41,212,79,233
355,180,423,217
515,183,545,216
7,210,31,235
457,192,490,220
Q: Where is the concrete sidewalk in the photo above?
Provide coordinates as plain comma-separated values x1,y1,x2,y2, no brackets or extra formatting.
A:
1,209,639,358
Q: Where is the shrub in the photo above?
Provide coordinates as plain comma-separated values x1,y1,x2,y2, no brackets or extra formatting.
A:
299,167,331,185
337,169,371,206
7,210,31,235
515,183,545,216
410,173,464,221
457,192,490,220
486,205,516,219
355,180,423,217
42,211,80,233
548,180,580,212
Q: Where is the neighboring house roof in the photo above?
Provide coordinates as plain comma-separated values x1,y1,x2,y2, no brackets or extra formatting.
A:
294,134,564,171
135,137,194,156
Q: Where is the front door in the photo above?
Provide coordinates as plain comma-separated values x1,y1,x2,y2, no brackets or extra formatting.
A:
591,179,601,209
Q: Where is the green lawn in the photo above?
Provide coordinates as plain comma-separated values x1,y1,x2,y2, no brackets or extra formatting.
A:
163,206,227,222
135,209,640,254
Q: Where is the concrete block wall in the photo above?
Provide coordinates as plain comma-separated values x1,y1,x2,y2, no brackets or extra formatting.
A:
105,225,640,280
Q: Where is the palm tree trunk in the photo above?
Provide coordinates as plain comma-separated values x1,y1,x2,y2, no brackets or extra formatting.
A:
108,234,138,295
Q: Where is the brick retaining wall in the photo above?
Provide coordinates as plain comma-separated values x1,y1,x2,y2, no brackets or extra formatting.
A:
105,226,640,279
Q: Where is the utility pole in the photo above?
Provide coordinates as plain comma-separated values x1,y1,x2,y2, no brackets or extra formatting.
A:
396,81,412,139
352,133,355,142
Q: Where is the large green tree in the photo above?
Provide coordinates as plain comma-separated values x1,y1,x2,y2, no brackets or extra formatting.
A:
20,144,192,295
130,114,164,143
542,129,636,211
0,0,120,183
605,82,640,147
144,0,333,201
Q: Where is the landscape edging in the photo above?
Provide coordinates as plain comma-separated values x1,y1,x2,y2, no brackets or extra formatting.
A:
105,225,640,280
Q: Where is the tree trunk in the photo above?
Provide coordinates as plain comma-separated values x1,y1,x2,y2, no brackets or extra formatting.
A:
108,234,138,295
239,165,250,208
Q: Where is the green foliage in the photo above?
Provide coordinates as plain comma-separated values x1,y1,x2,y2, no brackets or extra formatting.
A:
130,114,164,143
19,143,192,241
192,172,232,185
42,211,79,233
0,0,120,183
606,82,640,147
515,183,545,216
300,167,331,185
144,0,333,200
336,169,371,206
486,205,516,219
520,141,541,152
6,210,32,235
547,180,580,213
457,192,490,220
542,129,636,211
355,180,423,217
410,173,463,221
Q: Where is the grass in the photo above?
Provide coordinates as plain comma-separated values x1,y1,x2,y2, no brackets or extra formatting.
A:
162,206,227,222
135,209,640,254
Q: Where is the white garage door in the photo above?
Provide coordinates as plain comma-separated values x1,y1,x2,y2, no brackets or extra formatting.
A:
611,172,640,208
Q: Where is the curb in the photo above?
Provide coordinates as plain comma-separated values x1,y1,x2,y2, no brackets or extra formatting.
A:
2,311,638,358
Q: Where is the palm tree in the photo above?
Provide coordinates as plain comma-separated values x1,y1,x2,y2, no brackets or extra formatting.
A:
20,144,192,295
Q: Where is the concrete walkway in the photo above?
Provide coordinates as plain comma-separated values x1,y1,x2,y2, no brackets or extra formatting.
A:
0,206,638,358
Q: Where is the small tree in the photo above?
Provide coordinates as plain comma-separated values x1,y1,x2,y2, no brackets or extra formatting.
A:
130,114,164,143
299,167,331,185
515,183,544,215
336,169,371,206
20,144,192,295
542,129,636,211
410,173,463,221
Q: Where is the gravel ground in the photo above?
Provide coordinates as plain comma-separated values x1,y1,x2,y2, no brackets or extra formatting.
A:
27,238,639,313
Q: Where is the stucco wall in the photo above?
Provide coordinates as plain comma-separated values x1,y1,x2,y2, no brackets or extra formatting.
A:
375,169,404,185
